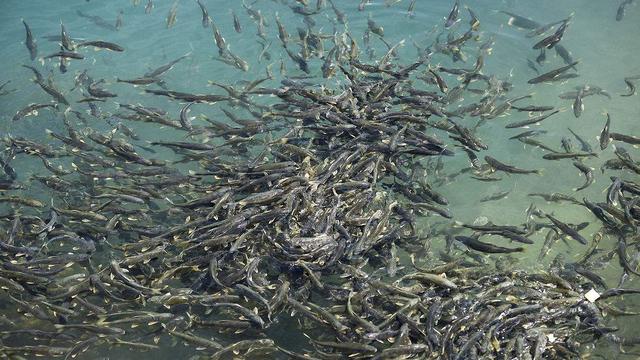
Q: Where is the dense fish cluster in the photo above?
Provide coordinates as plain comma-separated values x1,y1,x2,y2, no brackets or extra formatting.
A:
1,0,640,359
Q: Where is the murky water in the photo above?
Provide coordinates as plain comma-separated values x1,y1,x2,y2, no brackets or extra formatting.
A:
0,0,639,359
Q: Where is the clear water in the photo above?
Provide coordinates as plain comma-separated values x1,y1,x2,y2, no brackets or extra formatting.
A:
0,0,639,358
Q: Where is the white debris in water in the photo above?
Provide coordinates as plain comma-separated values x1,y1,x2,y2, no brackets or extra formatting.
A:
585,289,600,303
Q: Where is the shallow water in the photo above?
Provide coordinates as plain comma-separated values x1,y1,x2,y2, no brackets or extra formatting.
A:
0,0,639,359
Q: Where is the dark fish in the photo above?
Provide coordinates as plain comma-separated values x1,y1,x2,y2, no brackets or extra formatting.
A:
116,76,158,85
610,132,640,146
528,192,581,204
535,48,546,65
232,10,242,33
485,155,541,175
12,103,57,121
76,10,118,31
88,81,117,98
60,22,74,50
77,40,125,52
144,53,189,77
567,128,593,152
145,0,154,13
44,50,84,59
617,0,634,21
542,152,597,160
196,0,211,28
505,110,560,128
518,137,559,153
528,61,579,84
532,20,568,50
167,1,178,28
554,44,576,68
527,59,539,74
22,19,37,60
58,45,68,73
407,0,417,17
573,161,594,191
445,0,460,28
545,214,587,245
35,77,69,105
455,235,524,253
179,102,195,130
480,190,510,202
511,104,555,112
599,113,611,150
116,10,124,30
367,15,384,37
509,130,547,140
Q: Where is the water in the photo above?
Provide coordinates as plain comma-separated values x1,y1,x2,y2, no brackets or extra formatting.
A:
0,0,639,358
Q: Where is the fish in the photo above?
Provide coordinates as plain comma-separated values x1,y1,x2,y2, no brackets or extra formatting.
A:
144,52,189,77
116,10,124,30
621,76,638,96
399,272,458,289
44,50,84,59
166,329,223,349
527,59,539,74
145,0,154,13
573,86,585,118
554,44,576,68
480,190,510,202
179,101,195,130
196,0,211,28
166,0,178,28
116,76,158,85
485,156,541,175
22,19,37,60
0,196,44,207
573,161,594,191
617,0,634,21
528,61,579,84
407,0,417,17
505,110,561,128
610,132,640,146
232,10,242,32
60,22,74,50
536,48,546,65
12,103,57,121
545,214,587,245
211,22,227,56
518,137,559,153
509,130,548,140
567,128,593,152
328,0,347,24
455,235,524,253
34,76,69,105
88,81,117,98
368,15,384,37
467,6,480,30
511,104,555,112
76,10,117,31
542,152,597,160
445,0,460,28
77,40,125,51
532,20,569,49
599,113,611,150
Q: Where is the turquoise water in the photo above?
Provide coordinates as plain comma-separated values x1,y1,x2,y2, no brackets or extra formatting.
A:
0,0,639,358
